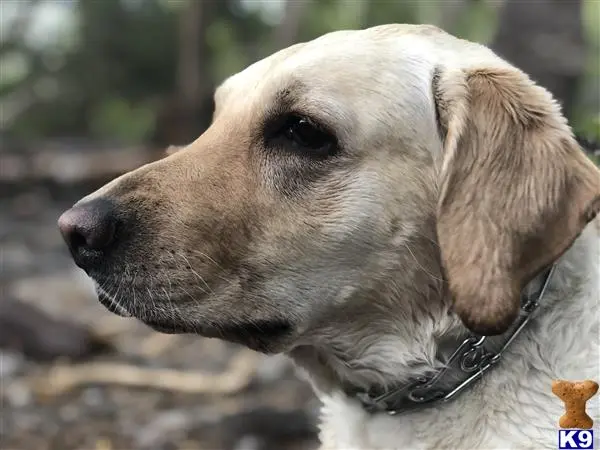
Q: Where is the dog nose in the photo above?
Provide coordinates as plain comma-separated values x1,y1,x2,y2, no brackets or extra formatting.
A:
58,199,117,269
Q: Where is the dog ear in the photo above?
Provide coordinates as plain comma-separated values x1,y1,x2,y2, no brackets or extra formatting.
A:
434,67,600,336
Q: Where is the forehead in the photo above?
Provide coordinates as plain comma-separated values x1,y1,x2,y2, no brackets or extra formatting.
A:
213,26,440,139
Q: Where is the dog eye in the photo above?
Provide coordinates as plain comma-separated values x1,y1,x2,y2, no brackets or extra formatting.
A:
277,115,337,157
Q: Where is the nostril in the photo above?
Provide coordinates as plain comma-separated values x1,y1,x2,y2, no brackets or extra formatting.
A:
84,218,116,250
58,199,119,268
69,228,88,252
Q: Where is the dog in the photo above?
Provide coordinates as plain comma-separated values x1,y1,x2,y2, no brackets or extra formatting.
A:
58,24,600,449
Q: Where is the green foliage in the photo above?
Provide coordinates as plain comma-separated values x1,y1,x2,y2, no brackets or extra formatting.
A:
206,17,247,82
89,97,156,143
453,1,498,44
575,0,600,145
2,0,177,141
575,114,600,141
1,0,598,144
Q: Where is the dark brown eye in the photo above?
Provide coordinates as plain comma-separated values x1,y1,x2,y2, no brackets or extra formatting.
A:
276,115,337,157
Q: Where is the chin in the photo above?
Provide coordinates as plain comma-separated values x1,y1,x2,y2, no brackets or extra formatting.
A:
93,279,296,353
135,305,295,353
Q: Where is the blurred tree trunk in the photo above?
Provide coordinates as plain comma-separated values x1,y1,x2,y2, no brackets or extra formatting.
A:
492,0,585,119
178,0,203,114
155,0,214,146
176,0,205,143
272,0,312,50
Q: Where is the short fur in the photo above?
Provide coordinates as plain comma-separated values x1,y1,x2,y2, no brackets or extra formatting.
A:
69,24,600,449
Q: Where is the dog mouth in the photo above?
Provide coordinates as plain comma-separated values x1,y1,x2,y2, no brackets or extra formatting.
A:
210,320,295,353
94,284,196,333
143,318,190,334
142,314,294,351
91,274,295,352
95,284,132,317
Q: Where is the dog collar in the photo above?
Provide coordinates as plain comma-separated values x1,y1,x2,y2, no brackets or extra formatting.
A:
345,264,557,415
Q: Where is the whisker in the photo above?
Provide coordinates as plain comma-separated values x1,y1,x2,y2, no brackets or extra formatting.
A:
190,249,225,272
95,277,130,317
145,286,158,321
179,253,213,295
404,243,444,283
130,268,139,316
163,251,206,312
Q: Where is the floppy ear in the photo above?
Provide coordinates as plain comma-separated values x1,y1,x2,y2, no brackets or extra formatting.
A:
434,67,600,336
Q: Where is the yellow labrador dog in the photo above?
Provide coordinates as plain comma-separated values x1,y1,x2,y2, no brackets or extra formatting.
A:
59,25,600,449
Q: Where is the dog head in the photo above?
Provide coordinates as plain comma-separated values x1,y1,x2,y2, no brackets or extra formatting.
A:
59,25,600,354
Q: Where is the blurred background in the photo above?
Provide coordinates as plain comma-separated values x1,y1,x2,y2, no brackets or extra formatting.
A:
0,1,599,449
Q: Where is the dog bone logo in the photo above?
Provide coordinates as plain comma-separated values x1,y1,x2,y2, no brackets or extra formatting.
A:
552,379,598,429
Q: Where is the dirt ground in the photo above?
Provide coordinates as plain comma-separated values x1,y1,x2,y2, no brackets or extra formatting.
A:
0,171,320,450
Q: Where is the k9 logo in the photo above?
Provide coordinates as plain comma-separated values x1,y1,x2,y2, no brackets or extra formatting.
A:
558,430,594,449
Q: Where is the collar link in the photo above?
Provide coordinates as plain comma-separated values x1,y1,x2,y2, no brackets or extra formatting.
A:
347,264,557,415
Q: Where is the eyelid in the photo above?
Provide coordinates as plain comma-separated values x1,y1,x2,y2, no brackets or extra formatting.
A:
264,110,336,141
292,111,336,137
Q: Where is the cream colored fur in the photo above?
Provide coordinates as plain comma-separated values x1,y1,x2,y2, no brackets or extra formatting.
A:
316,220,599,449
223,25,600,449
78,24,600,449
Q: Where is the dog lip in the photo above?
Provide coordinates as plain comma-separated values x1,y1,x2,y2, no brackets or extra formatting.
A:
140,317,294,352
142,319,191,334
96,287,132,317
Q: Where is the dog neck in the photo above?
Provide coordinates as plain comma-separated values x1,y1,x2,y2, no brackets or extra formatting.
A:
288,222,598,414
343,264,556,415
